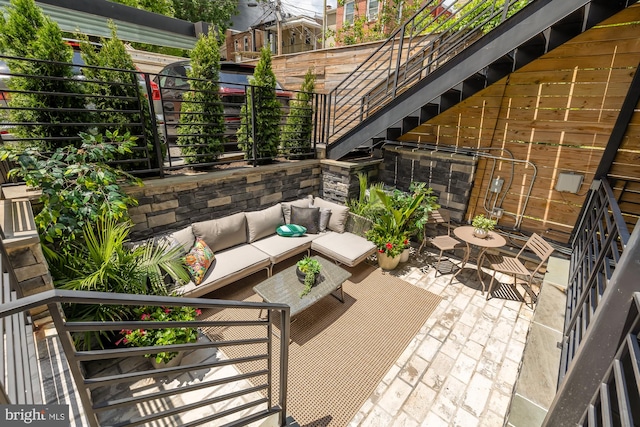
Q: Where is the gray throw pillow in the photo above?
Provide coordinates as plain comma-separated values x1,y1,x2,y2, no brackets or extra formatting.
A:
319,207,332,232
291,206,320,234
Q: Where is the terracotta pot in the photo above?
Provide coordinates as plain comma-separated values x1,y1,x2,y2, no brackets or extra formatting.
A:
400,248,410,263
377,251,401,270
473,228,489,239
150,351,184,369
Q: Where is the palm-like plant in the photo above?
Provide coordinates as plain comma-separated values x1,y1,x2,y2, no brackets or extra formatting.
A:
45,215,190,349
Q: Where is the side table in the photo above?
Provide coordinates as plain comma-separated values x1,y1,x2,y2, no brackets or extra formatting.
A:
452,226,506,294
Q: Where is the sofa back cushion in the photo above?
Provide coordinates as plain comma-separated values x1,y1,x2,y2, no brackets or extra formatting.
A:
282,195,313,224
312,197,350,233
245,203,284,243
193,212,247,252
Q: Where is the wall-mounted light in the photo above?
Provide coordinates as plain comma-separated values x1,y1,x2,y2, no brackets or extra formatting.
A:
556,172,584,193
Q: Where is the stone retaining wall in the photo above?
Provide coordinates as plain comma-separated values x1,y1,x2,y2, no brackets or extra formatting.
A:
379,146,477,222
127,161,322,240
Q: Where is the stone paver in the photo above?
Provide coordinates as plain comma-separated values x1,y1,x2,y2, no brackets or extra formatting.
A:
352,250,536,427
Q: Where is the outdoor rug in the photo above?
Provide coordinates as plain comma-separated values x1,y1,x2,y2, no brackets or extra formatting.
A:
201,262,442,427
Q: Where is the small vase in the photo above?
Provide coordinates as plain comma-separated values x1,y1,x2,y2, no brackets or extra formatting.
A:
295,267,306,283
377,251,401,270
150,351,184,369
400,248,410,263
473,228,489,239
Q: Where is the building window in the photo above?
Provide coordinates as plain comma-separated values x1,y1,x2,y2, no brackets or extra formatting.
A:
304,29,311,45
234,39,239,51
344,1,355,24
243,36,249,51
367,0,379,20
290,31,296,45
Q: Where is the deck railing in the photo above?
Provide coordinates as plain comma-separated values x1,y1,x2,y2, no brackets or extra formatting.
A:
326,0,532,142
0,254,291,427
544,178,639,426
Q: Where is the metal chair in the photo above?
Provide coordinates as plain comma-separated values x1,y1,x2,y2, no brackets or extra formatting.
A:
422,209,464,276
485,233,554,305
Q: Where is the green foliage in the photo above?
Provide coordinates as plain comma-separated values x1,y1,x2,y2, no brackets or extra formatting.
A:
177,32,225,164
366,232,407,258
237,48,281,163
390,182,440,235
0,0,88,150
281,68,316,157
118,305,200,364
0,131,142,250
46,215,191,350
297,256,321,297
472,214,496,231
346,172,385,219
78,22,156,168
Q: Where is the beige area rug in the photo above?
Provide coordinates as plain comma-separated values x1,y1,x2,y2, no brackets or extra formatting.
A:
201,261,442,427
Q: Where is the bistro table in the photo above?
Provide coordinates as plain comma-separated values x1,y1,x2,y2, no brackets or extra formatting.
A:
452,225,507,294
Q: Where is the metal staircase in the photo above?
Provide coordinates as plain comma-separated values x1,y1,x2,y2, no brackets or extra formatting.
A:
325,0,635,160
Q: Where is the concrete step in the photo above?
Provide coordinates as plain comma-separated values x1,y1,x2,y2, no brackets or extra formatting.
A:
506,256,569,427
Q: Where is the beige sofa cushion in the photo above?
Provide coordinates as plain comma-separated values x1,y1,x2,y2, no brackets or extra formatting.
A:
311,231,376,267
192,212,247,252
282,195,313,224
165,226,195,255
312,197,350,233
176,245,270,298
245,203,284,243
251,233,317,264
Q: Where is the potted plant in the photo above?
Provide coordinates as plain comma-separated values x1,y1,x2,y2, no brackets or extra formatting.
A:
117,305,201,368
472,214,497,239
364,188,424,270
296,256,321,297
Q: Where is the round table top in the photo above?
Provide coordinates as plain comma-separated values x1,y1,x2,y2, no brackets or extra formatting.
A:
454,225,506,248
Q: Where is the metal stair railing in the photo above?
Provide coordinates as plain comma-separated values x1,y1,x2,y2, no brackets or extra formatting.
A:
0,288,291,427
326,0,532,143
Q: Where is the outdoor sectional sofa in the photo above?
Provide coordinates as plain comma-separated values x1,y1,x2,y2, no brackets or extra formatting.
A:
160,196,377,298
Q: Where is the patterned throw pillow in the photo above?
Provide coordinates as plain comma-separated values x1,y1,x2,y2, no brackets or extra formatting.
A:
276,224,307,237
184,237,215,285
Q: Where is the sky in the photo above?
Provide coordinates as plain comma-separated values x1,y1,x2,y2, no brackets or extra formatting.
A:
280,0,337,18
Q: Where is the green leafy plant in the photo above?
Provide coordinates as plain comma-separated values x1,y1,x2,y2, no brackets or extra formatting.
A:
117,305,201,364
0,130,142,251
237,47,281,164
346,172,385,219
0,0,88,150
472,214,497,231
281,68,315,158
47,214,191,349
297,256,321,297
365,232,408,258
178,31,225,164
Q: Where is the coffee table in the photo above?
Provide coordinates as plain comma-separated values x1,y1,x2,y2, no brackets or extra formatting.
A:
253,256,351,317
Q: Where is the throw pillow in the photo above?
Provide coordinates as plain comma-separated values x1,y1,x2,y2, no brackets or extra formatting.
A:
312,197,350,233
319,207,332,232
276,224,307,237
184,238,215,285
290,206,320,234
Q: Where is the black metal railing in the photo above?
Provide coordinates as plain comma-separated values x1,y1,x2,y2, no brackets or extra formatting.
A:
326,0,531,142
577,293,640,427
0,54,325,178
559,179,632,383
0,288,291,427
543,178,639,426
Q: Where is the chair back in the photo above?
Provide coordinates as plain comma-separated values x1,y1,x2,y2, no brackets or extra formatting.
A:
518,233,555,274
428,209,452,236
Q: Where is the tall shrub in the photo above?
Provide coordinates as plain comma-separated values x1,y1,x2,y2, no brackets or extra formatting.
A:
237,47,281,163
0,0,87,150
281,68,316,158
177,32,225,164
78,22,156,168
